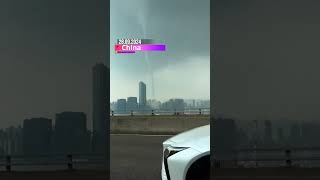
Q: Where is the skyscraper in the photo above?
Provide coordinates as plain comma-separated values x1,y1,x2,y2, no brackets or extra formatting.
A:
127,97,138,112
212,118,237,167
54,112,89,154
291,123,302,146
92,63,109,153
264,120,273,145
22,118,52,155
116,99,127,113
277,127,285,144
161,99,185,112
139,81,147,109
0,127,23,155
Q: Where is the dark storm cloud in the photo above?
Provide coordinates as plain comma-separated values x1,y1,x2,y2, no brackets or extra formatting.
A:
214,0,320,121
145,0,210,61
0,0,108,128
111,0,210,69
1,0,106,62
111,0,210,101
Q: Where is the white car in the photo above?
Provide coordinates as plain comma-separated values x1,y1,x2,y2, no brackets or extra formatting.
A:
161,125,210,180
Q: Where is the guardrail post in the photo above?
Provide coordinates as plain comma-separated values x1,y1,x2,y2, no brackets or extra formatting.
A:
214,160,221,168
111,111,114,116
151,110,154,116
131,110,133,116
67,154,73,170
285,150,292,167
5,155,11,172
199,108,202,115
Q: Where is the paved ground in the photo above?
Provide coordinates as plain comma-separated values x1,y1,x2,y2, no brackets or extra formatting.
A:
0,134,171,180
110,134,171,180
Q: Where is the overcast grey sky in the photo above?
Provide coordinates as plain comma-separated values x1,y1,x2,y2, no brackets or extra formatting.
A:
214,0,320,121
110,0,210,102
0,0,107,128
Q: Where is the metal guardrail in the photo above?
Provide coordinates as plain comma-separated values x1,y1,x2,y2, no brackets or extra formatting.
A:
213,147,320,168
110,108,210,116
0,153,106,171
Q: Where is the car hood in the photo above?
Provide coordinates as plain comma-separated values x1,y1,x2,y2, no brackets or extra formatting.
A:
163,125,210,153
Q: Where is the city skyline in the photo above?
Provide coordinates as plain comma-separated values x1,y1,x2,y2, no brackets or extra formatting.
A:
1,111,94,156
0,63,108,130
0,62,109,155
0,1,108,129
110,81,210,113
111,81,210,104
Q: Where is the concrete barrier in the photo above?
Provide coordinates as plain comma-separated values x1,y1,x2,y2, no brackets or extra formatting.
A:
110,115,210,135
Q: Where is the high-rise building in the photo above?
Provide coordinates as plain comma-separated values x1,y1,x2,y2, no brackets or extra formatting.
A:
212,118,237,167
110,101,117,112
22,118,52,155
127,97,138,112
92,63,109,153
161,99,185,112
6,126,22,155
139,81,147,109
236,128,249,146
277,127,285,144
0,130,5,155
292,123,303,146
147,99,161,110
0,127,23,155
54,112,89,154
116,99,127,113
264,120,273,145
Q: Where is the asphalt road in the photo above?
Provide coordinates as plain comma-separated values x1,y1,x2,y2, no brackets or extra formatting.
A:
110,135,320,180
110,134,172,180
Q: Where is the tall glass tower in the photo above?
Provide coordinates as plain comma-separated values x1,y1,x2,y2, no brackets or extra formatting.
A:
92,63,109,153
139,81,147,109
